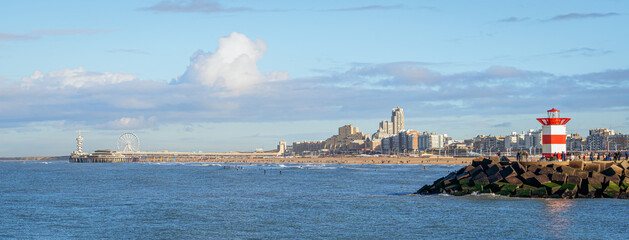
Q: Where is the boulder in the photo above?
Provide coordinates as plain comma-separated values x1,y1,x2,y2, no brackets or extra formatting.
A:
603,165,624,176
511,162,526,174
604,183,620,198
530,174,551,187
568,160,584,170
582,184,598,198
495,183,518,196
520,171,537,185
588,172,605,188
417,184,430,194
471,159,484,167
556,166,576,176
444,177,458,186
543,182,562,195
456,172,470,180
515,188,531,197
487,171,503,183
499,166,518,179
551,172,567,183
618,160,629,169
531,187,548,198
538,167,555,176
605,175,620,184
505,176,523,186
471,172,490,184
560,183,578,198
566,176,582,186
583,163,600,172
485,164,501,177
575,170,589,179
527,165,542,175
457,165,474,175
597,162,613,170
468,166,484,178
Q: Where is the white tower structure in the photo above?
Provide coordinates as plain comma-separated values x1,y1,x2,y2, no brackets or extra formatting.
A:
536,108,571,160
76,130,84,153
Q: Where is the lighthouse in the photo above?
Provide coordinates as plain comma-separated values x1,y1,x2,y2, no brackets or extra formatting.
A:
536,108,571,160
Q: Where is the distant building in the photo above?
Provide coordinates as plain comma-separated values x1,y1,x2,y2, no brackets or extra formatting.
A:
292,141,325,155
372,120,394,139
324,124,370,152
391,106,405,133
566,133,584,151
277,141,287,155
586,128,616,150
419,132,445,151
523,129,542,151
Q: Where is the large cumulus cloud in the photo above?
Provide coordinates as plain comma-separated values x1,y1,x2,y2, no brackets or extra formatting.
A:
176,32,289,96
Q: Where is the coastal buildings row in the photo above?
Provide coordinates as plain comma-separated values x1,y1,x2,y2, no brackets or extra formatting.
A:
291,107,448,155
464,128,628,153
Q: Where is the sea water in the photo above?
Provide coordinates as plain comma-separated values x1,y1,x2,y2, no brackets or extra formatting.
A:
1,160,627,239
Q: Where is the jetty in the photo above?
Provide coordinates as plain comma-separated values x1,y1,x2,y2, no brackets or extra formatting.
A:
416,158,629,199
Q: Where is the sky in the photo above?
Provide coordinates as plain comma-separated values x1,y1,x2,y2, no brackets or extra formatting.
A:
1,0,628,156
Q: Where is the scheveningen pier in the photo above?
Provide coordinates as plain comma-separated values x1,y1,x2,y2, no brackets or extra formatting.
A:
69,132,280,163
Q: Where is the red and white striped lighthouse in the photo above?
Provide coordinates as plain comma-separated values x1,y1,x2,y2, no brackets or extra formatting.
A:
536,108,571,160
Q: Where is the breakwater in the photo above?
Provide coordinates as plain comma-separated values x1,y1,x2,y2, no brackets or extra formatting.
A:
416,158,629,198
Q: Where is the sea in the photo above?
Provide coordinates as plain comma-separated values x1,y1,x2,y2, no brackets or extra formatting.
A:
1,160,627,239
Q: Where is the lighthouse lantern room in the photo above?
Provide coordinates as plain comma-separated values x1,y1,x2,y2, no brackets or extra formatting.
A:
536,108,571,160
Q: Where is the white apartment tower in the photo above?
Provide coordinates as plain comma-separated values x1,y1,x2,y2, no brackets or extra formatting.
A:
391,106,405,133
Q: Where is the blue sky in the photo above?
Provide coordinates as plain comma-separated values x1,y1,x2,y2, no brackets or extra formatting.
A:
1,0,628,156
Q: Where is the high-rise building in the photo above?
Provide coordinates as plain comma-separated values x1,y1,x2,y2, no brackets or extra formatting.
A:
391,106,405,133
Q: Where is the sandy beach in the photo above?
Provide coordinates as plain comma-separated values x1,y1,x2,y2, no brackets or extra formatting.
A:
196,156,478,165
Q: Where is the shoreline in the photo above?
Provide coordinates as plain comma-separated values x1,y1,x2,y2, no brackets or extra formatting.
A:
3,155,480,165
167,156,478,165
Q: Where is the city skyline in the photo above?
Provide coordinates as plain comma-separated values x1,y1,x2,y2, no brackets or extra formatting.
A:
1,1,629,156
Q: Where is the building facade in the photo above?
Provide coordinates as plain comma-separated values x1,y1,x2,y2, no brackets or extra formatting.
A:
391,106,405,133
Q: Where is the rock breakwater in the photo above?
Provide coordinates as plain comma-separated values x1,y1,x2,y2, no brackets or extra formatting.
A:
416,158,629,198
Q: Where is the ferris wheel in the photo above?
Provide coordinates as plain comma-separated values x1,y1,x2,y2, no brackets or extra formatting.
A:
117,132,140,152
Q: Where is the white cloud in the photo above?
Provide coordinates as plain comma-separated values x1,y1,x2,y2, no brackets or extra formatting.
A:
177,32,289,96
20,67,136,89
102,116,157,130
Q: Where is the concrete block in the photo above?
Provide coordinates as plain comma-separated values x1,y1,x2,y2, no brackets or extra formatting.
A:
487,171,503,183
575,170,589,179
457,165,474,175
499,166,517,179
511,162,526,174
485,164,501,177
557,166,576,176
551,172,567,183
604,183,620,198
569,160,584,170
618,160,629,169
543,182,562,195
538,167,555,176
597,162,613,170
515,188,531,197
505,176,523,186
583,163,600,172
606,165,624,176
599,167,616,177
527,165,542,174
456,172,470,180
530,174,551,187
531,187,548,198
566,176,582,186
471,172,490,184
468,166,484,178
588,172,605,186
605,175,621,184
